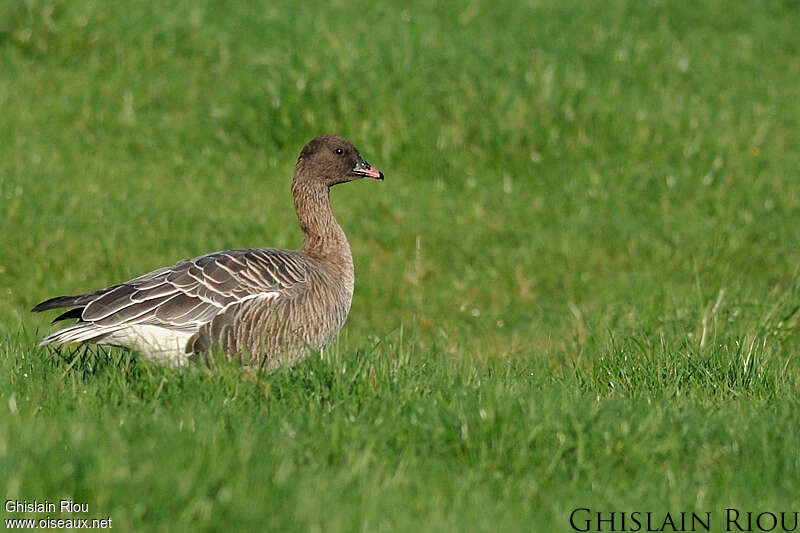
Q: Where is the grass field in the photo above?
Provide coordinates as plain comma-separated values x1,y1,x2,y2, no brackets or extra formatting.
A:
2,0,800,531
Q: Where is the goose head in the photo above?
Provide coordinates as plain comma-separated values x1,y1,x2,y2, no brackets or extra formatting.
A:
294,135,384,187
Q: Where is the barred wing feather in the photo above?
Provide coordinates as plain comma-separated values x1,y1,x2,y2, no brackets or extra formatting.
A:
39,248,308,339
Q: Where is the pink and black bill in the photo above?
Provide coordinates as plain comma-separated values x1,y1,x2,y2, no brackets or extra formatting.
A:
351,156,384,180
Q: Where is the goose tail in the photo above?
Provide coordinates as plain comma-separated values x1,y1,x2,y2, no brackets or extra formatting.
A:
38,323,118,347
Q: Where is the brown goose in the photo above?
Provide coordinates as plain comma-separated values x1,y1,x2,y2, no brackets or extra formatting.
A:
31,135,384,369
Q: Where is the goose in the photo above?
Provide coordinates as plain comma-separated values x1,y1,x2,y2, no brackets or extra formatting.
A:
31,135,384,369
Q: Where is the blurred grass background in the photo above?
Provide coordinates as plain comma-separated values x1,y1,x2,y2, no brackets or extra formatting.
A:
1,0,799,531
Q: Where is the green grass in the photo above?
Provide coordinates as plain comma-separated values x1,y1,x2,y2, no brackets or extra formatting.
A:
2,0,800,531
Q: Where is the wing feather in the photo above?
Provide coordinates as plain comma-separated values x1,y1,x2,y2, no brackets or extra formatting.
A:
154,292,218,322
83,285,138,320
163,301,219,326
93,293,177,326
166,268,196,288
130,283,179,302
41,249,310,341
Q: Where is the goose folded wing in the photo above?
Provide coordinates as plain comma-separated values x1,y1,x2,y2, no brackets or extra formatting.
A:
80,249,308,330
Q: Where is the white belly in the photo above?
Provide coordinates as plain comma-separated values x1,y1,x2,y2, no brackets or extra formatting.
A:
100,325,194,367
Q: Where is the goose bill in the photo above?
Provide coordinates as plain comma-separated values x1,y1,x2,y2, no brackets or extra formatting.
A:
351,161,384,180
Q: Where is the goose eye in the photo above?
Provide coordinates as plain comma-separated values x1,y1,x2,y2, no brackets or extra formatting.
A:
334,148,344,156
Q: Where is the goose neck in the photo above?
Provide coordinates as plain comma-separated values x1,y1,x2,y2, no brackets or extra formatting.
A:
293,180,351,264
